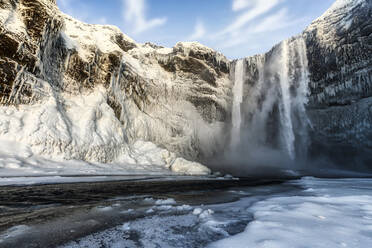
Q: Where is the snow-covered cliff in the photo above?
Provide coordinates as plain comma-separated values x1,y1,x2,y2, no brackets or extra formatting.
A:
0,0,231,175
0,0,370,174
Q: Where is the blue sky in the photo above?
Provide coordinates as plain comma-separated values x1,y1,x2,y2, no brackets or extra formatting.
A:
57,0,336,58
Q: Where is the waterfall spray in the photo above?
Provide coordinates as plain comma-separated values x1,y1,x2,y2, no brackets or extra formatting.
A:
227,36,310,166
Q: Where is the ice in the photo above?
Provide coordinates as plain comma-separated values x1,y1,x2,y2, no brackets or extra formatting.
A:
145,208,154,214
198,209,215,219
193,208,203,215
60,206,230,248
176,205,193,211
147,199,192,212
155,198,176,205
209,178,372,248
120,209,134,214
94,206,113,212
0,225,30,242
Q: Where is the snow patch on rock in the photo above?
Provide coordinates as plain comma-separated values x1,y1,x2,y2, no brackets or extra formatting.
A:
171,158,211,176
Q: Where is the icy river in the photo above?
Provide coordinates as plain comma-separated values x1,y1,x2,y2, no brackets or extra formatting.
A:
1,177,372,248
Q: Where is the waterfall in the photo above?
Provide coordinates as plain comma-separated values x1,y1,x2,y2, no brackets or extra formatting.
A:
229,36,310,163
230,59,244,151
278,40,296,160
275,37,310,160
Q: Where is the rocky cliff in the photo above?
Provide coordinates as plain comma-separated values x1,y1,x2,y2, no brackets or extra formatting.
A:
304,0,372,168
0,0,370,174
0,0,231,175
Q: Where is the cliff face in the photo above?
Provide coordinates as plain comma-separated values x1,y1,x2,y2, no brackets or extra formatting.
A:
0,0,231,174
0,0,370,173
304,0,372,167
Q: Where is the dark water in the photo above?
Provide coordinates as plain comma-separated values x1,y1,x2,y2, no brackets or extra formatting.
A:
0,177,292,248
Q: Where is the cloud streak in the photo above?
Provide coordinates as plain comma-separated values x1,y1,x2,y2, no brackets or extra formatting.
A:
221,0,281,35
123,0,167,34
232,0,254,12
210,0,309,55
188,20,206,41
249,8,305,34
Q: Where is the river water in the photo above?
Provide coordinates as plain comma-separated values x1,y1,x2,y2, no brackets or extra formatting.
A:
1,177,372,248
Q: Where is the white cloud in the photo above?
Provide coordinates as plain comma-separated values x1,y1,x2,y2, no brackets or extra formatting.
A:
232,0,253,12
123,0,167,34
188,21,206,41
221,0,281,35
250,8,304,34
207,0,311,57
217,8,307,50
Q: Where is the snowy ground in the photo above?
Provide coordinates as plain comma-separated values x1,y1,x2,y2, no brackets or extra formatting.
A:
210,178,372,248
43,177,372,248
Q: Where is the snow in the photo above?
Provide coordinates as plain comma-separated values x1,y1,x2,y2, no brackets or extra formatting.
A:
0,0,228,178
0,8,28,36
155,198,176,205
309,0,365,34
175,41,229,64
61,14,137,61
192,208,203,215
170,158,211,176
60,204,227,248
198,209,215,219
0,84,211,178
60,31,79,50
157,47,173,55
209,177,372,248
321,0,365,18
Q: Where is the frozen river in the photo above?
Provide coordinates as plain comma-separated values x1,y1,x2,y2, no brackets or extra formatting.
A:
1,177,372,248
